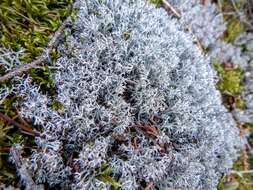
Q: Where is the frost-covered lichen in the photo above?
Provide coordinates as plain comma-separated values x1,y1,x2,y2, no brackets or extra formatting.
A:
168,0,226,48
173,0,253,128
3,0,242,189
166,0,253,126
166,0,248,67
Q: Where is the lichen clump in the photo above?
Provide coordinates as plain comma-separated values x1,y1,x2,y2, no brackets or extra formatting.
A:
5,0,241,189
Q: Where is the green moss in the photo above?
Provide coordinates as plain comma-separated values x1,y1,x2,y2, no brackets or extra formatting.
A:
235,98,246,109
0,0,74,185
217,0,245,43
51,100,64,111
29,66,56,95
243,123,253,130
149,0,163,7
224,16,244,43
214,62,242,95
0,0,73,62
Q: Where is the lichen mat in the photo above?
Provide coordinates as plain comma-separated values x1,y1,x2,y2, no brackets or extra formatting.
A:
1,0,241,189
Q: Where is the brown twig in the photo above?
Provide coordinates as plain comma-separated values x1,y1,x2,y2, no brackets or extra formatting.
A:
144,181,154,190
47,17,72,49
133,137,138,149
162,0,181,18
133,123,159,138
16,108,30,127
0,17,72,83
131,122,170,153
0,146,11,152
242,147,249,171
0,57,46,83
0,112,40,136
246,142,253,158
188,25,205,53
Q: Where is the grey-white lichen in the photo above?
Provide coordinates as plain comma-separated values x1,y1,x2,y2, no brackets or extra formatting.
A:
166,0,253,129
168,0,226,48
167,0,248,67
2,0,242,189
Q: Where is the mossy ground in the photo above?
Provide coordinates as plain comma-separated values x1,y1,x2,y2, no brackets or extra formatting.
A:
214,0,253,189
0,0,72,186
0,0,253,189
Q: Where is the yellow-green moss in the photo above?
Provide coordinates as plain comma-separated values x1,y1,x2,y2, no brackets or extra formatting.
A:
95,163,121,190
214,62,242,95
51,100,64,111
224,16,244,43
217,0,245,43
0,0,74,185
0,0,73,62
149,0,163,7
235,98,246,109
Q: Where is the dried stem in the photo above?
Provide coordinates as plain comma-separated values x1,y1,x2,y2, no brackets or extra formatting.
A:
0,17,72,83
162,0,181,18
144,181,154,190
232,170,253,174
0,112,40,136
0,56,46,83
0,146,11,152
188,25,205,53
16,108,30,127
246,142,253,158
242,147,249,170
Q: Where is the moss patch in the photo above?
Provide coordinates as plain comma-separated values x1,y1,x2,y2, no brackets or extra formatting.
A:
149,0,163,7
224,16,244,43
0,0,73,185
95,163,121,190
214,62,242,95
0,0,73,62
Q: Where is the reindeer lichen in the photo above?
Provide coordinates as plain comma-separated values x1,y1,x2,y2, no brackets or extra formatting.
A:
3,0,241,189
